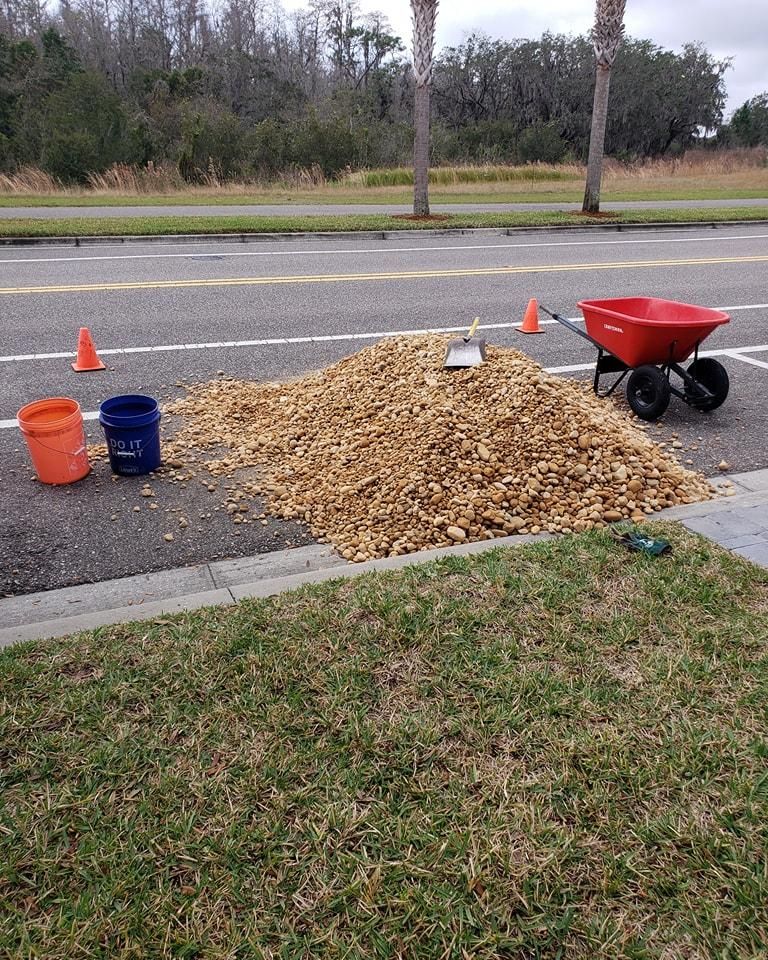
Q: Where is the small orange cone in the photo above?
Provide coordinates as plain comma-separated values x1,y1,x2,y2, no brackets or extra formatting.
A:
516,298,544,334
71,327,106,372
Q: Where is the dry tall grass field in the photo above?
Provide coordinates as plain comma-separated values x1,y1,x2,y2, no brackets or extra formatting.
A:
0,148,765,205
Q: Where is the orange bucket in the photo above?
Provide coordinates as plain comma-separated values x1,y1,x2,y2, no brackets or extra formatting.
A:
17,397,91,485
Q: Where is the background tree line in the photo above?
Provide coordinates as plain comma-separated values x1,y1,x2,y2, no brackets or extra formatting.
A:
0,0,761,183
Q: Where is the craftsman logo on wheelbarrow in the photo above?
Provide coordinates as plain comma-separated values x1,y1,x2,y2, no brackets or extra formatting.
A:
541,298,730,421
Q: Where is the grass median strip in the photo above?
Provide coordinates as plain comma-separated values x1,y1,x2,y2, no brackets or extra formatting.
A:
1,525,767,957
1,207,768,238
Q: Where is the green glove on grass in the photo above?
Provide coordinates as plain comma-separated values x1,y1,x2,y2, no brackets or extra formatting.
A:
612,528,672,556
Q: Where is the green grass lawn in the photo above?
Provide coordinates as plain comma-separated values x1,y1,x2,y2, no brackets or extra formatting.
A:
1,524,767,958
1,206,768,239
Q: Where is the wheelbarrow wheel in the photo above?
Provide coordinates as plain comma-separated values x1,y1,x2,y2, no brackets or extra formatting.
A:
686,358,729,411
626,365,671,421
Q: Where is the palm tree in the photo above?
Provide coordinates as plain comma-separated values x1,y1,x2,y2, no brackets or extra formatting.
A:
582,0,626,213
410,0,439,216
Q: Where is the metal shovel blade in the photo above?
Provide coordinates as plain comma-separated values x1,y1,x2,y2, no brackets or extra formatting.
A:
443,336,487,368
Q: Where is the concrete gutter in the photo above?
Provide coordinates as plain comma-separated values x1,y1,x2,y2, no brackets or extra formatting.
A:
0,533,550,647
2,468,767,648
1,219,767,248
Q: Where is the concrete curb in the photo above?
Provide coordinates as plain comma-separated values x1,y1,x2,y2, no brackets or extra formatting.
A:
2,469,767,648
0,533,550,647
1,219,767,247
4,589,235,645
228,531,553,601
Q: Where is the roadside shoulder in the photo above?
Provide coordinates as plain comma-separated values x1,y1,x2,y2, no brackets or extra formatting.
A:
3,470,768,646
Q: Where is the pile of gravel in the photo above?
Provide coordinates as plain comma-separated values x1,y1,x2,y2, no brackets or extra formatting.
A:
164,336,712,560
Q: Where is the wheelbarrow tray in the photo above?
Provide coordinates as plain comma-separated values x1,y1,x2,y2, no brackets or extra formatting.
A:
577,297,730,368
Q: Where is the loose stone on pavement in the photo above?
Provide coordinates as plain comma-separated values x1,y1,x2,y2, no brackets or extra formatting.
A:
159,336,712,561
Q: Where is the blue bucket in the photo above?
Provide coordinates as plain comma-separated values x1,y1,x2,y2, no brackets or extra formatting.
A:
99,394,162,476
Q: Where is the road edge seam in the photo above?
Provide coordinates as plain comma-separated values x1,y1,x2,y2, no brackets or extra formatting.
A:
2,219,768,247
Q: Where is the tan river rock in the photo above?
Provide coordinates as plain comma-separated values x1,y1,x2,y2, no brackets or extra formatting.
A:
162,336,712,561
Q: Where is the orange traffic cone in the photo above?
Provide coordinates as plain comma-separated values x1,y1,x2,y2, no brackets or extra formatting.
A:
71,327,106,372
516,298,544,334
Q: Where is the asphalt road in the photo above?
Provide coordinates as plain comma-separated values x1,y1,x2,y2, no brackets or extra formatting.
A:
0,198,767,218
2,223,767,596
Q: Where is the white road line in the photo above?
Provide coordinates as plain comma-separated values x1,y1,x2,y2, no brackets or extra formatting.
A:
2,301,766,364
546,344,768,373
723,350,768,370
0,321,532,362
2,232,768,265
2,345,767,431
716,303,768,312
528,345,768,374
0,411,98,429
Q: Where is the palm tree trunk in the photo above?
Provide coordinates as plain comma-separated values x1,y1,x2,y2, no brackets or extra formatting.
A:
413,81,430,215
582,64,611,213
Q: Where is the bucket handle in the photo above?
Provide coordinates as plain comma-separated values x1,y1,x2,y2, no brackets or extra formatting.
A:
22,434,88,459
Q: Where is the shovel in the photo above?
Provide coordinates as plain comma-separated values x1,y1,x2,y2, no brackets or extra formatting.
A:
443,318,487,369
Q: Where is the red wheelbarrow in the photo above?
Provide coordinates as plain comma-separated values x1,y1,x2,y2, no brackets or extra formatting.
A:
541,297,731,420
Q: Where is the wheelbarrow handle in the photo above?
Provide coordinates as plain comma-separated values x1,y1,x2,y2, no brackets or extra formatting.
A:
540,305,597,345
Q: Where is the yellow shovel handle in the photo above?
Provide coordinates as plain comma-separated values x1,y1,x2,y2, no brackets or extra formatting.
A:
467,317,480,339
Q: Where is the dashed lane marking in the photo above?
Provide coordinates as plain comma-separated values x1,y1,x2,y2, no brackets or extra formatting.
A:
2,344,767,430
1,304,767,363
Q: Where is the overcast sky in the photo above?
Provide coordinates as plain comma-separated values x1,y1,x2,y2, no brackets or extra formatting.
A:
281,0,766,115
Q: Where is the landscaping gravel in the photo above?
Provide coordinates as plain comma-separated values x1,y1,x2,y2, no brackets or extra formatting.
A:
158,336,713,562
